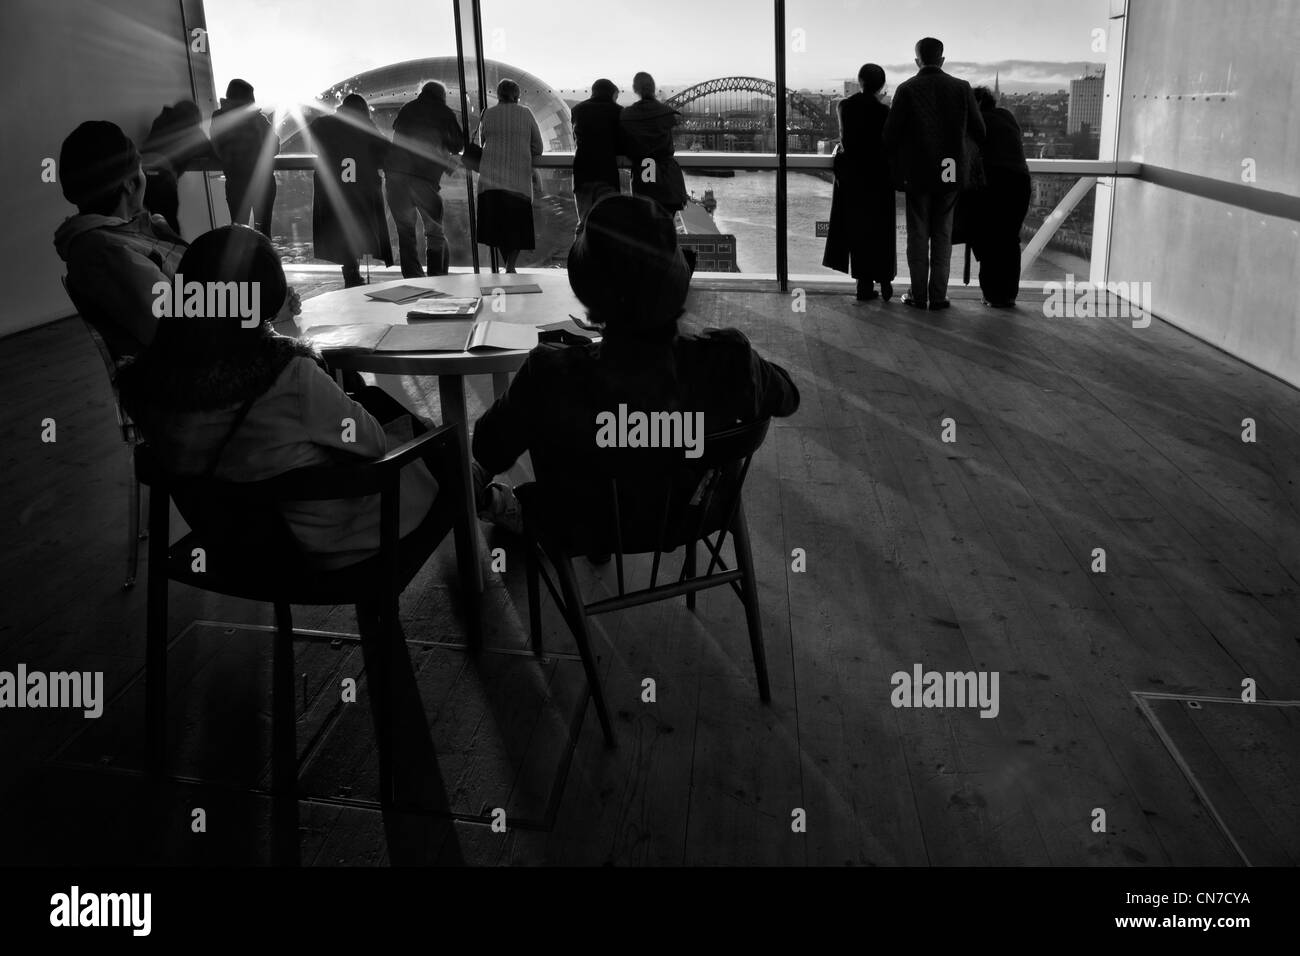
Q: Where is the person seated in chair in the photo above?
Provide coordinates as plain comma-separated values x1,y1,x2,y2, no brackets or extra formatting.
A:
119,225,438,571
55,120,300,365
470,194,800,538
54,121,189,363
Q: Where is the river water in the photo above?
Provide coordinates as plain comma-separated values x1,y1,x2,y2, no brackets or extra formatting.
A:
686,170,1090,281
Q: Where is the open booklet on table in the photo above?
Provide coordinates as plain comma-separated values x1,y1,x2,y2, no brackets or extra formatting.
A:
302,319,538,354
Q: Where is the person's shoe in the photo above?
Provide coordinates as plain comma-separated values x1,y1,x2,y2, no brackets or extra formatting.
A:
902,292,928,309
984,299,1017,309
881,281,894,302
479,480,523,536
855,282,878,302
929,299,951,311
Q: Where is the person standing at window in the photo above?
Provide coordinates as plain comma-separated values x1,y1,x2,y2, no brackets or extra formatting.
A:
619,72,687,218
385,81,464,277
571,78,622,236
882,38,985,311
823,63,897,302
210,79,280,237
306,94,394,287
475,79,543,274
967,86,1030,308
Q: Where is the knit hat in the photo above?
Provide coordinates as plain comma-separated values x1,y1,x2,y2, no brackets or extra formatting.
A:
58,121,141,211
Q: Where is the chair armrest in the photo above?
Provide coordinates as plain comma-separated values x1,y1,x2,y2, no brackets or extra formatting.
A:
262,421,461,501
373,421,460,473
136,422,462,503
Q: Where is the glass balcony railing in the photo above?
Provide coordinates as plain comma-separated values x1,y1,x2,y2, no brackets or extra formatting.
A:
194,154,1137,288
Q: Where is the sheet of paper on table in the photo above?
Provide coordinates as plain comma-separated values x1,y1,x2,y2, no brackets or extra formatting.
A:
479,282,543,295
375,320,539,353
363,284,447,303
300,323,391,353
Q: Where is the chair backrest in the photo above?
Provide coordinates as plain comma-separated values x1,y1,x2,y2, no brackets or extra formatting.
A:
134,442,307,577
61,275,136,444
529,417,771,587
133,424,460,582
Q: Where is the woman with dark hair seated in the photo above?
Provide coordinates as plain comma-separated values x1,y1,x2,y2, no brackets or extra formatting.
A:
471,195,800,534
119,224,438,570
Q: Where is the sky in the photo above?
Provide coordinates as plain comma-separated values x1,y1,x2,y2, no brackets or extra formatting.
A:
205,0,1110,110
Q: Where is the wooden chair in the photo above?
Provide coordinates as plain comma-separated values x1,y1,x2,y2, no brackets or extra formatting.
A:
519,418,773,747
134,421,469,864
61,277,145,589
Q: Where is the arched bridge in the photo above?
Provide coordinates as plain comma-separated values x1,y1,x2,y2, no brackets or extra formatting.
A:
664,76,833,151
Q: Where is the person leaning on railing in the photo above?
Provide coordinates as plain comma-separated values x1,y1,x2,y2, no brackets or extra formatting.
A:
475,78,543,273
965,86,1031,309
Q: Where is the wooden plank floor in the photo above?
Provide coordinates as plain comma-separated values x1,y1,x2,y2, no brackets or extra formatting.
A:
2,275,1297,866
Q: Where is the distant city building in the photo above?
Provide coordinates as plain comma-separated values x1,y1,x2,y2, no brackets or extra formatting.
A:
1068,73,1105,135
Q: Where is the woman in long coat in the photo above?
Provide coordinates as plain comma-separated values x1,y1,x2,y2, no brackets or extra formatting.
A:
476,78,544,273
306,94,394,287
823,63,897,302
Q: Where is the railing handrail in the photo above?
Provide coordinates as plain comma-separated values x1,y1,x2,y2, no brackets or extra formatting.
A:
187,153,1139,177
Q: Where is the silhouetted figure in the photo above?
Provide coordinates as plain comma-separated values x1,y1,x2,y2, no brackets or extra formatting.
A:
306,94,394,287
53,121,188,362
571,78,623,235
119,225,438,570
471,195,799,533
620,72,687,217
476,78,543,273
210,79,280,237
824,63,897,302
967,87,1030,307
883,38,985,310
141,100,214,233
385,81,464,277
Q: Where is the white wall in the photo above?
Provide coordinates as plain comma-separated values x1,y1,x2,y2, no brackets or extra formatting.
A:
0,0,217,338
1109,0,1300,387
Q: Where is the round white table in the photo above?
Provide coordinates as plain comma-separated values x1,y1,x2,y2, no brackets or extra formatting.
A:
299,271,585,599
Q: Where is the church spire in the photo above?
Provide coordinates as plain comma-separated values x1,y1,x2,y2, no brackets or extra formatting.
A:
994,71,1000,97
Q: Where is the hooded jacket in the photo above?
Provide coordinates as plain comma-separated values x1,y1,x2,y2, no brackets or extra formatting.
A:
53,211,187,362
619,99,687,211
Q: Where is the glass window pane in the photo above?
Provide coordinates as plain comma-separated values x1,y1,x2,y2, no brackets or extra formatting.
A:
204,0,463,273
785,0,1111,283
479,0,777,274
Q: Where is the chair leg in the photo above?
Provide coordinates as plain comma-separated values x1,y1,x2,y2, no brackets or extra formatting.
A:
144,490,169,772
454,507,483,655
358,601,396,807
552,553,616,748
271,602,300,866
124,461,140,591
731,502,771,703
524,537,543,657
684,539,697,611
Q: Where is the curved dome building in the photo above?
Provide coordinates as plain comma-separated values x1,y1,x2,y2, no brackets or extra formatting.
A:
276,57,577,271
288,56,573,150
